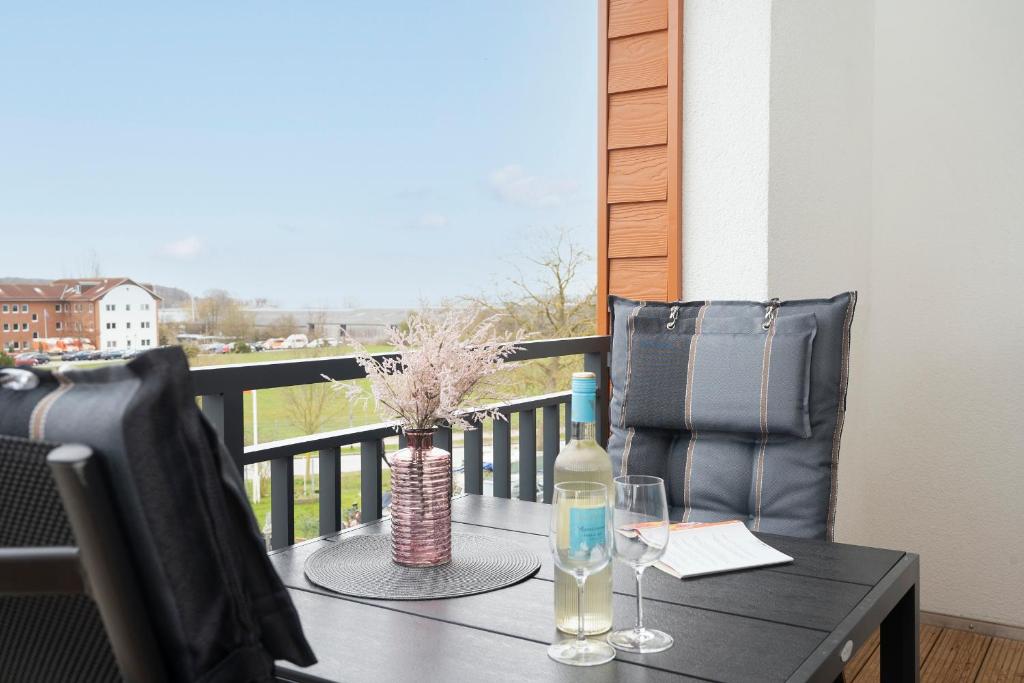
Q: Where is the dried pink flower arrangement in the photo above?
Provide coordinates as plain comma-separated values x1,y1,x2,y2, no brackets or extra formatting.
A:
326,310,523,432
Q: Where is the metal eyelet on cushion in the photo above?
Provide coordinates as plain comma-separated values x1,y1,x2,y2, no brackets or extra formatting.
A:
762,298,781,330
666,305,680,330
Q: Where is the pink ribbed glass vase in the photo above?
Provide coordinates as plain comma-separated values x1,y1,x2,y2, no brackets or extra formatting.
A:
390,429,452,567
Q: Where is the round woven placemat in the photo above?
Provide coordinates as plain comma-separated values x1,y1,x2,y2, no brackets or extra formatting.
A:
303,532,541,600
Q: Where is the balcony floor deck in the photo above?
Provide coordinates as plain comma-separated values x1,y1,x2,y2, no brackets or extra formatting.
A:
844,623,1024,681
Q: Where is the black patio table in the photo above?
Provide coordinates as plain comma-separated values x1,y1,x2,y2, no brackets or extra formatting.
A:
269,495,919,683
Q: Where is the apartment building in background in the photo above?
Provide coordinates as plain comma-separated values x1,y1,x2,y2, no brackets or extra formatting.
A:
0,278,161,353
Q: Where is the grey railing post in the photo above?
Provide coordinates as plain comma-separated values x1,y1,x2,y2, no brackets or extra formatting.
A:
584,350,610,447
464,423,484,495
318,446,341,534
493,416,512,499
518,409,537,502
542,404,561,504
200,391,245,479
360,440,383,523
270,457,294,550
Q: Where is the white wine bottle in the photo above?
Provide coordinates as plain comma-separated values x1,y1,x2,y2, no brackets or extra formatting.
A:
553,371,613,635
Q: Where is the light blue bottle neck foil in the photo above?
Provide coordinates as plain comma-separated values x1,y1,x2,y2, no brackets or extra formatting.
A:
570,375,597,442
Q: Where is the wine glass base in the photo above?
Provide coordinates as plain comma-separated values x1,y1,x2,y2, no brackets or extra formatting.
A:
607,628,674,653
547,637,617,666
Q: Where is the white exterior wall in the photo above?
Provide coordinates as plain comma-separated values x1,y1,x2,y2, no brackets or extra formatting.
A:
682,0,1024,627
681,0,771,301
96,283,159,349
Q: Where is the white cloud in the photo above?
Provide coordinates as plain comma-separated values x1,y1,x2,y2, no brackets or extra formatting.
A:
417,212,449,229
160,236,203,259
488,164,579,208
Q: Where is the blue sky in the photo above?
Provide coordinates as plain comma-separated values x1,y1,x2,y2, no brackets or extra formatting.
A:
0,2,596,308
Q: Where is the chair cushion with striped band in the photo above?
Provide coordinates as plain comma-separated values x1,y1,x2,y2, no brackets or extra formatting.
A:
620,312,817,438
607,292,857,541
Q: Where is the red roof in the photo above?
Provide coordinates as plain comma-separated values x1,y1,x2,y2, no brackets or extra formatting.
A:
0,278,162,302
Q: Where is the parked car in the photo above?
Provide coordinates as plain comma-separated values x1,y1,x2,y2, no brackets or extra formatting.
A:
100,349,125,360
283,334,309,349
13,352,46,367
122,348,144,360
60,350,79,361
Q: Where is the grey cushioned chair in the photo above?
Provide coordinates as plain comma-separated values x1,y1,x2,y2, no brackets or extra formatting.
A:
0,348,316,682
0,435,164,682
608,292,856,541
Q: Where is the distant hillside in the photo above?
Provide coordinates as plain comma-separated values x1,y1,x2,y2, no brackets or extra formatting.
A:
0,277,192,306
0,277,49,285
152,285,191,307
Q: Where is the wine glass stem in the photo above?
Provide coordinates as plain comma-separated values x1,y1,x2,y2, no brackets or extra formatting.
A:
634,566,646,634
576,573,587,646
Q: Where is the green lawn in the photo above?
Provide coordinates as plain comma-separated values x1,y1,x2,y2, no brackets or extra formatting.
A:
247,469,394,542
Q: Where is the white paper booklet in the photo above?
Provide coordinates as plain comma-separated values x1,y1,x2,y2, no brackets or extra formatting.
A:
648,520,793,579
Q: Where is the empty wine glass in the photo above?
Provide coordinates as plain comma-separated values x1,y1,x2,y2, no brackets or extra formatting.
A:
548,481,616,667
608,475,674,653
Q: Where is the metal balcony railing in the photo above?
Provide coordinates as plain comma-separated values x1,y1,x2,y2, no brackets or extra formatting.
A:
190,336,611,550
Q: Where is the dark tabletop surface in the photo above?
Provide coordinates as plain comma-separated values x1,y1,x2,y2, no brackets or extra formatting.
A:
270,495,912,683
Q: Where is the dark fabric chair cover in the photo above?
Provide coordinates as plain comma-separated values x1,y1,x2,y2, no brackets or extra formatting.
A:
0,348,316,681
608,293,857,540
0,435,121,683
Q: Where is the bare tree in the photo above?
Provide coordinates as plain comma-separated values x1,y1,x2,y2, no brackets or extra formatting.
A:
265,314,298,340
282,343,335,497
464,227,596,392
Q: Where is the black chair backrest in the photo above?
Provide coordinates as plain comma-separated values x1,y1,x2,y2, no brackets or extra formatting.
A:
0,435,167,682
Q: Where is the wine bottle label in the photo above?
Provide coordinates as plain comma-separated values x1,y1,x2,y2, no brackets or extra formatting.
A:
569,506,606,559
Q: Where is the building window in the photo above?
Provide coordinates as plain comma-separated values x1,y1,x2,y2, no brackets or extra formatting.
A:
105,304,115,312
21,323,28,331
141,304,150,311
125,304,131,311
21,304,28,313
32,332,38,339
1,304,7,313
106,322,117,330
31,313,38,322
54,304,61,312
126,322,131,329
2,323,7,331
55,322,62,330
141,339,151,347
141,321,151,329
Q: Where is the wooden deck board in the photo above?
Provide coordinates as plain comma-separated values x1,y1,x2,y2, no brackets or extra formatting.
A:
921,628,992,682
975,637,1024,682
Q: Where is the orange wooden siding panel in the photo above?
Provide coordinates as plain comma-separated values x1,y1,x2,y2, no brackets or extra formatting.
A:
609,201,668,257
598,0,680,333
608,87,668,149
610,257,668,300
608,146,667,203
609,0,667,38
608,31,668,93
